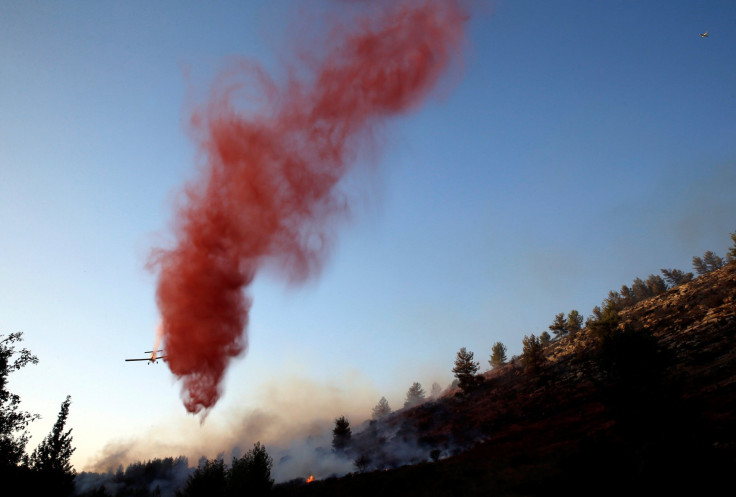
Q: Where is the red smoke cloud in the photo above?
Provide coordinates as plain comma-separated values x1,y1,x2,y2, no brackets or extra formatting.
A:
150,0,468,414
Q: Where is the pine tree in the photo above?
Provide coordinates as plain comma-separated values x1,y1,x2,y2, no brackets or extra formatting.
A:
180,457,226,497
727,231,736,264
29,395,76,496
567,310,583,336
371,397,391,420
430,382,442,399
692,256,708,275
619,285,636,307
332,416,351,452
703,251,724,272
489,342,507,369
645,274,667,296
660,268,694,287
539,331,551,348
226,442,273,497
521,334,545,376
452,347,479,392
403,382,426,408
631,277,651,301
549,313,568,337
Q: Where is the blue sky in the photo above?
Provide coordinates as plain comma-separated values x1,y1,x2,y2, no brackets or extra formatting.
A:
1,0,735,472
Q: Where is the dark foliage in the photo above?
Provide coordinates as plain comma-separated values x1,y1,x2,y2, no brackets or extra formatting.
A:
586,307,620,341
566,310,583,336
660,267,694,287
488,342,507,369
452,348,479,393
332,416,351,453
548,313,568,337
693,250,724,275
227,442,274,497
178,458,226,497
0,332,39,472
521,334,544,375
29,395,76,496
728,230,736,263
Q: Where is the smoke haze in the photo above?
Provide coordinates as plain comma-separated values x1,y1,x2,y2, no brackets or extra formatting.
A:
149,0,468,414
84,374,380,478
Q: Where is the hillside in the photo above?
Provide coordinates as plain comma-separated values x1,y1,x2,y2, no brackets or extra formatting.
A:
273,263,736,496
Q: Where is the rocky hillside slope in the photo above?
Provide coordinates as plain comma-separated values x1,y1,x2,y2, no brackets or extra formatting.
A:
274,263,736,496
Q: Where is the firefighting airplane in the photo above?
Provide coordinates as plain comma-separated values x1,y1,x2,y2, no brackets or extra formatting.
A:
700,31,709,38
125,349,167,364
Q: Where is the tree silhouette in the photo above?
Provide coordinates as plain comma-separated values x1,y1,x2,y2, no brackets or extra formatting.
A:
660,268,693,287
702,251,724,272
332,416,352,453
645,274,667,296
489,342,507,369
728,231,736,264
227,442,273,497
567,310,584,336
404,382,426,408
692,255,708,275
549,313,568,337
0,332,40,473
452,347,479,393
179,457,226,497
29,395,76,496
588,307,621,341
521,334,544,376
371,397,392,420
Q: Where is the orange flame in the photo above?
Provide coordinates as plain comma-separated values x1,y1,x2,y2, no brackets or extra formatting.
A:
306,475,314,483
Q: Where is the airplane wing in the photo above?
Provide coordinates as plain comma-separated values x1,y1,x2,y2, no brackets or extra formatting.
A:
125,358,152,361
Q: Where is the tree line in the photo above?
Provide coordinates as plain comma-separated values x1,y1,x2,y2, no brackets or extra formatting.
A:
448,229,736,391
1,332,76,496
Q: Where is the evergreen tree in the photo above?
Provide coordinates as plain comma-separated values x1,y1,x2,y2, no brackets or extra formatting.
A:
539,331,551,348
703,251,724,272
29,395,76,496
631,277,651,301
226,442,273,497
692,255,708,275
619,285,636,307
403,382,426,408
332,416,351,453
179,457,226,497
489,342,507,369
371,397,391,420
521,334,545,376
549,313,568,337
430,382,442,399
586,305,604,327
728,231,736,264
567,310,583,336
645,274,667,296
588,307,621,341
452,347,479,393
660,268,694,287
0,332,40,473
604,290,625,312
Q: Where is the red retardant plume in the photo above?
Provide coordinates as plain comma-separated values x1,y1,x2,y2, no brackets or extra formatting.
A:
150,0,468,414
